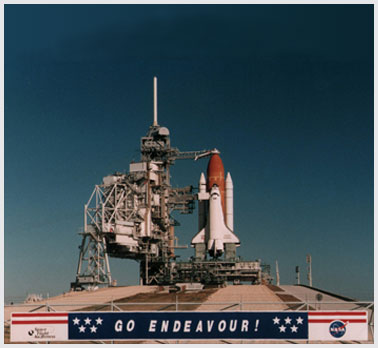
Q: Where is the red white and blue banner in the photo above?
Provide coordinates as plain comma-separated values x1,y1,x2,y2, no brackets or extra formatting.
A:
11,311,368,342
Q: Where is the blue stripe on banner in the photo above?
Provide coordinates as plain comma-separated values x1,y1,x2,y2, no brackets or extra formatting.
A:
68,312,308,340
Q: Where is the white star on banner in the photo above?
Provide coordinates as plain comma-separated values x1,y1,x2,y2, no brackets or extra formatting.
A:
296,317,304,325
78,325,86,333
73,317,80,325
96,317,103,325
84,317,92,325
290,325,298,333
273,316,280,325
90,325,98,333
279,325,286,333
284,317,292,325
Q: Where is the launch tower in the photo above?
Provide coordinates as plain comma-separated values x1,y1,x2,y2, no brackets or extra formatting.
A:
71,78,271,290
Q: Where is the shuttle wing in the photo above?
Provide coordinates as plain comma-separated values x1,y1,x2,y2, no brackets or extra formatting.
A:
218,223,240,244
191,227,206,245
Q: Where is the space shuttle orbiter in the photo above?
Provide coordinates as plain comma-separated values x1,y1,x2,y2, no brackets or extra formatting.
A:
191,153,240,259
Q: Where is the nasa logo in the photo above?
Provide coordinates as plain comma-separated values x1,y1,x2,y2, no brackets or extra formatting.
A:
329,320,347,338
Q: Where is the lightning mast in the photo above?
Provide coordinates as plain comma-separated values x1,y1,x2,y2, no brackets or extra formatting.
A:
153,76,158,126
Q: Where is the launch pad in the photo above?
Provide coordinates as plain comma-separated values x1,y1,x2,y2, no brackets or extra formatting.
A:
71,78,272,290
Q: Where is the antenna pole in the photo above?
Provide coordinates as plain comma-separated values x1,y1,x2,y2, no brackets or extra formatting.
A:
296,266,300,285
153,76,158,126
275,260,280,286
307,254,312,287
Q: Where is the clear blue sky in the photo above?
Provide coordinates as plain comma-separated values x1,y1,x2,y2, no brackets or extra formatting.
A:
4,4,373,302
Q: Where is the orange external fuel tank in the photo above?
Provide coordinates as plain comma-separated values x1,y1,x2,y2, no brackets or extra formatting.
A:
206,153,226,215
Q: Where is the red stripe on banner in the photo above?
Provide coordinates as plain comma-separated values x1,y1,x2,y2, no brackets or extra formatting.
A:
308,312,366,316
308,319,366,324
12,313,68,317
12,320,68,325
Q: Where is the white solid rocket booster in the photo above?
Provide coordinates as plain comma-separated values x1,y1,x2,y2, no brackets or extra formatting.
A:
225,172,233,232
198,172,207,231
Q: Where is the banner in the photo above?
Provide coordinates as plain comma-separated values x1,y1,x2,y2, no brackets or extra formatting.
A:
11,310,368,342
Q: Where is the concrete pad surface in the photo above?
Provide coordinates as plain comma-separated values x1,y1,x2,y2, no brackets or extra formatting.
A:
196,285,287,311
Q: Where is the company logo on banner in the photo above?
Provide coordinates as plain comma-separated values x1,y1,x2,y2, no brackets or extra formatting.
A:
308,311,368,341
11,313,69,342
11,310,368,342
329,320,347,338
